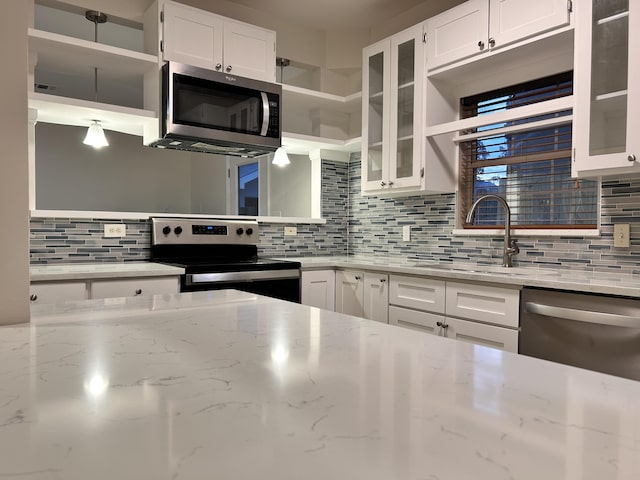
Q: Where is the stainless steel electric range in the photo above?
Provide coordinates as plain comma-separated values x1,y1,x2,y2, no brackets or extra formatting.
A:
150,218,301,303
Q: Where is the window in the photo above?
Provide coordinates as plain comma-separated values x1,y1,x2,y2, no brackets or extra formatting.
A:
459,72,598,230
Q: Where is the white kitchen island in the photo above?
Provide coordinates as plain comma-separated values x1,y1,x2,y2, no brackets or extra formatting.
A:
1,290,639,479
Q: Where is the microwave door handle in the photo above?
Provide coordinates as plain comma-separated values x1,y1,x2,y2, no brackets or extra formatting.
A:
260,92,269,136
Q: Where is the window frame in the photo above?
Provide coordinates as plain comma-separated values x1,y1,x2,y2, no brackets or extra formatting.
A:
455,72,600,233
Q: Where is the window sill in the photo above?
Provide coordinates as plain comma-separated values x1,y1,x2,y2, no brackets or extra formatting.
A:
451,228,600,237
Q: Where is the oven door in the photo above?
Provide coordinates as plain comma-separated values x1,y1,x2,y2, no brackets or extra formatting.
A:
182,269,300,303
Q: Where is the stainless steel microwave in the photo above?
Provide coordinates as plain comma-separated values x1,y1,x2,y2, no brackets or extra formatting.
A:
149,62,282,157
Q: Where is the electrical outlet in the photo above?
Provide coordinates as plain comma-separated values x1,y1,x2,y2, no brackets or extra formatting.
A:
402,225,411,242
614,224,630,248
104,224,126,238
284,226,297,236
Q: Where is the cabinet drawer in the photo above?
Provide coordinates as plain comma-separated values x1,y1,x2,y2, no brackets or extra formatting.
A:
445,316,518,353
90,277,179,299
389,275,446,314
389,305,444,334
29,281,88,304
445,282,520,327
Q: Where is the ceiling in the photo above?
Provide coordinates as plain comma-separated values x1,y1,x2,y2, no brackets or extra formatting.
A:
42,0,443,31
221,0,431,30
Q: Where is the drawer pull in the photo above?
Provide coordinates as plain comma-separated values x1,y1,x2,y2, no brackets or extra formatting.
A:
135,289,142,295
30,294,37,302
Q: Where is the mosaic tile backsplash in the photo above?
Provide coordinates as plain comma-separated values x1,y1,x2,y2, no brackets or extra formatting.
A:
30,157,640,273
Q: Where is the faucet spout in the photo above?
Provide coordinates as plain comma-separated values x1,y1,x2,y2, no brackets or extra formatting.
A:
465,194,519,267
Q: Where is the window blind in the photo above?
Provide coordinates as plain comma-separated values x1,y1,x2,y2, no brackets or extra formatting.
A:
459,72,598,229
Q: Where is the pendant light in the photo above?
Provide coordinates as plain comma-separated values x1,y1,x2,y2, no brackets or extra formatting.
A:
83,11,109,149
272,147,291,166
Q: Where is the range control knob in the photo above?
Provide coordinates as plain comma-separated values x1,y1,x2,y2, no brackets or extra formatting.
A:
236,228,244,235
162,226,171,235
174,226,183,235
246,228,254,235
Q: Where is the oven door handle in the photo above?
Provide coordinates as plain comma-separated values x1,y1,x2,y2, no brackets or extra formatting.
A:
260,92,269,136
187,269,299,285
524,302,640,329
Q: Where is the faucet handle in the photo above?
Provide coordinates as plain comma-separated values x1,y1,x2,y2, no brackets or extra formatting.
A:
509,239,520,255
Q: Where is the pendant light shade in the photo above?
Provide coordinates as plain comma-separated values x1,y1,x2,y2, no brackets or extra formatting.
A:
83,120,109,148
272,147,290,166
83,11,109,149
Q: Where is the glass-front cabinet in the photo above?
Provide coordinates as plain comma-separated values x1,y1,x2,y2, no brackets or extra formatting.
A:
573,0,640,177
362,24,423,194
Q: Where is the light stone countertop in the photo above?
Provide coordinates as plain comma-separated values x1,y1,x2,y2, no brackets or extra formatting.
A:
287,255,640,298
1,290,639,479
30,261,185,281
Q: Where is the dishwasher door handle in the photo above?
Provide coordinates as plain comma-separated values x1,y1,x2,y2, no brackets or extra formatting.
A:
524,302,640,329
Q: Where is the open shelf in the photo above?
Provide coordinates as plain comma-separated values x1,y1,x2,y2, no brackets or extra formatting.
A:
29,92,157,138
29,28,158,81
282,132,361,156
281,84,361,115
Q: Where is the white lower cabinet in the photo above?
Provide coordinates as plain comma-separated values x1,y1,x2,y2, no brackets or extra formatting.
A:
301,270,335,311
90,277,179,299
29,281,88,304
388,274,520,353
389,305,444,334
335,270,364,317
363,272,389,323
335,270,389,323
444,316,519,352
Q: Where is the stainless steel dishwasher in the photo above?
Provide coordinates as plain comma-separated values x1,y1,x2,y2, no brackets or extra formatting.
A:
520,287,640,381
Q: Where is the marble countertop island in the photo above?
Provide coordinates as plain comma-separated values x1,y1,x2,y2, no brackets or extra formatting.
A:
2,291,639,479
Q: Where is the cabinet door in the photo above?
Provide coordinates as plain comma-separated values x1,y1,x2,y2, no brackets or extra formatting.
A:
335,271,364,318
362,39,390,192
389,305,445,334
29,282,88,304
489,0,570,49
363,272,389,323
445,316,518,353
223,20,276,82
162,1,224,70
388,25,423,189
573,0,640,177
90,277,179,299
301,270,335,311
445,282,520,328
426,0,488,70
389,275,445,314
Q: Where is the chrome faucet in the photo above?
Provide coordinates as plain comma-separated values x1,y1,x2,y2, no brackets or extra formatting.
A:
465,194,520,267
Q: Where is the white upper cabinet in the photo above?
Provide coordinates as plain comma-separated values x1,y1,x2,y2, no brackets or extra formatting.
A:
362,24,424,195
426,0,488,71
162,1,224,71
573,0,640,177
426,0,571,71
161,1,276,82
489,0,571,49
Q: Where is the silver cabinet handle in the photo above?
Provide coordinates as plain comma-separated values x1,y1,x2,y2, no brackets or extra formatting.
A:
628,154,637,162
226,65,232,72
215,63,222,71
354,276,361,281
478,40,485,50
488,37,495,48
135,289,142,295
380,278,386,283
380,181,387,187
30,294,37,302
524,302,640,329
388,181,394,186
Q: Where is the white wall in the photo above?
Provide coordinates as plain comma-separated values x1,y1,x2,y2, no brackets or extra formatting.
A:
190,154,228,214
1,0,30,325
268,154,311,217
35,123,193,213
